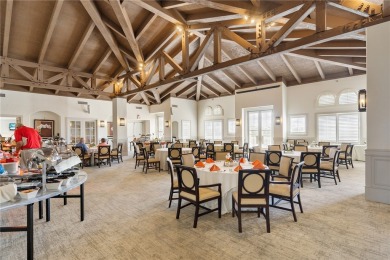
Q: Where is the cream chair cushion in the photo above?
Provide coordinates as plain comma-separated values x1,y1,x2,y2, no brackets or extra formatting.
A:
180,188,220,201
302,168,319,173
269,183,298,197
232,191,266,205
320,161,337,171
111,150,118,155
339,153,346,159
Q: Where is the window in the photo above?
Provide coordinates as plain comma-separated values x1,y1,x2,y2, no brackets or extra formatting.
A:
289,115,307,135
213,105,223,116
157,116,164,138
68,119,96,144
205,106,212,116
84,121,96,144
339,90,358,105
205,120,223,140
318,94,336,106
181,120,191,139
317,113,359,143
227,119,236,135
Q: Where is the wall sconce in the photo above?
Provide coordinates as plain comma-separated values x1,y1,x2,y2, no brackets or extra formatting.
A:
358,89,367,112
100,120,105,128
235,119,241,126
165,121,170,127
275,117,281,125
119,118,125,126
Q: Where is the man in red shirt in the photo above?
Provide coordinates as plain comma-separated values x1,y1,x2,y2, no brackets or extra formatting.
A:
14,123,42,169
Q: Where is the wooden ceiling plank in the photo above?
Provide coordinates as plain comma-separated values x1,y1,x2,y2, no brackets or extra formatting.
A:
262,1,315,51
160,82,183,98
2,0,14,57
316,0,327,33
145,60,159,85
315,49,366,57
130,0,185,25
68,21,95,68
179,0,258,16
176,82,196,97
81,0,128,69
190,29,214,71
38,0,64,63
119,15,389,96
196,56,205,101
204,55,241,88
207,74,233,94
280,54,302,84
314,60,325,80
135,13,158,41
145,26,177,63
202,82,220,97
257,60,276,82
306,40,366,49
139,91,150,105
221,27,258,53
220,49,256,84
93,49,112,74
110,0,144,62
162,51,183,74
103,16,126,41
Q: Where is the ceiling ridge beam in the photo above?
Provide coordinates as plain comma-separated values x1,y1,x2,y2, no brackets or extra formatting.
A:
110,0,144,62
38,0,64,63
68,21,95,68
2,0,14,57
81,0,128,70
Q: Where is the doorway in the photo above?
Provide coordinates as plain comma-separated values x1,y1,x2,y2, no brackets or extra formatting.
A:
246,110,273,149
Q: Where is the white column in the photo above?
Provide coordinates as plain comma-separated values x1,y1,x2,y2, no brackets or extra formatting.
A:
365,21,390,204
112,98,129,156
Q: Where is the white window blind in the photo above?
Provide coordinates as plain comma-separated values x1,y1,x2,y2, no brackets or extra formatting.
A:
338,113,359,142
213,120,223,140
181,120,191,139
157,116,164,138
339,91,358,105
204,121,213,140
227,119,235,135
204,120,223,140
318,94,335,106
289,115,306,134
318,115,337,142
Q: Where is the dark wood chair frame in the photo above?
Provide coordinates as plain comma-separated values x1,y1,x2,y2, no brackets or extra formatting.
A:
321,145,339,160
321,151,341,185
142,148,160,174
94,145,111,168
205,143,215,159
234,142,248,160
72,146,90,168
300,152,321,188
168,147,182,166
111,143,123,163
134,145,145,169
191,146,201,163
232,169,271,233
175,165,221,228
338,144,354,169
270,162,305,222
265,150,282,174
167,158,179,208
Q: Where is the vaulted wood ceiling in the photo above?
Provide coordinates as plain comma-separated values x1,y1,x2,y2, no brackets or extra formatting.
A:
0,0,389,105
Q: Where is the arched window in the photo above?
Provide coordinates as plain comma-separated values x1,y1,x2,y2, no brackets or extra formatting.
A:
205,106,212,116
339,90,358,105
318,94,336,106
213,105,223,116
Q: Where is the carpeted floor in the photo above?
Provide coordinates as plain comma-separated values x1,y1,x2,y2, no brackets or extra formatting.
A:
1,158,389,260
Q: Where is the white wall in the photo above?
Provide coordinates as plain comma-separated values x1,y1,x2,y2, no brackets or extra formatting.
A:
171,97,198,141
149,99,172,141
0,117,17,138
287,74,367,143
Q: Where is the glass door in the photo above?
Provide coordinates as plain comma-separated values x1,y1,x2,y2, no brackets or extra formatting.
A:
247,110,273,149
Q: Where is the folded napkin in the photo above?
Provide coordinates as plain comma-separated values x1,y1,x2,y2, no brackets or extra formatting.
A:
239,158,246,163
210,164,220,172
234,165,242,172
206,158,214,163
0,183,17,203
195,161,205,168
252,160,262,165
252,162,266,170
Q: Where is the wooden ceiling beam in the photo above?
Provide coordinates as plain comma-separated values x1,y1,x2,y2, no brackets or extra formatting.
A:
195,56,205,101
176,82,196,97
162,1,191,9
187,90,197,99
315,49,366,57
257,60,276,82
145,26,177,63
221,49,257,84
119,15,389,96
93,48,112,74
316,0,327,33
221,27,258,53
281,54,301,84
314,61,325,80
327,1,370,18
38,0,64,63
160,82,183,98
202,82,220,97
130,0,186,25
81,0,128,69
190,29,214,71
2,0,14,57
162,51,183,75
111,0,144,62
206,74,234,94
262,1,315,51
68,21,95,68
135,13,158,41
139,91,150,105
306,40,366,49
186,10,242,23
179,0,265,16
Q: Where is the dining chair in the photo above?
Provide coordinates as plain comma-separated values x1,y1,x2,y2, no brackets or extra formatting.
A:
318,141,330,147
234,142,248,159
223,143,234,158
110,143,123,163
214,151,228,161
214,140,222,144
249,152,266,164
294,145,308,152
272,156,294,181
189,140,197,148
135,145,145,169
142,148,160,174
182,154,195,167
300,152,321,188
320,150,341,185
153,143,162,156
269,162,305,222
338,144,354,169
94,145,111,168
192,146,201,162
268,145,281,151
206,143,214,158
232,169,271,233
173,143,183,148
72,146,90,168
265,151,282,173
175,165,221,228
167,158,179,208
168,147,182,166
231,140,239,145
297,141,309,146
321,145,339,160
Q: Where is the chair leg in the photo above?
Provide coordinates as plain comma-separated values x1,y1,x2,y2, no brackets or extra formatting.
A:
350,158,354,168
265,207,270,233
237,207,242,233
134,160,137,169
290,198,297,222
317,172,321,188
232,198,235,218
218,197,221,218
176,198,182,219
258,207,261,218
193,204,200,228
336,170,341,182
333,170,337,185
297,194,304,213
168,189,173,208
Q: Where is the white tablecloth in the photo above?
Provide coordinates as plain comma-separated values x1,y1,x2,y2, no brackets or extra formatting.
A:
155,148,192,170
282,151,302,162
196,162,254,214
352,145,366,161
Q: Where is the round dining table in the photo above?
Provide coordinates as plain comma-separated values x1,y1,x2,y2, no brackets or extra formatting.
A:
155,148,192,170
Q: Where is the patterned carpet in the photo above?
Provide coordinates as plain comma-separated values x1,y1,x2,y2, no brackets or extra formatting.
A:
1,158,389,260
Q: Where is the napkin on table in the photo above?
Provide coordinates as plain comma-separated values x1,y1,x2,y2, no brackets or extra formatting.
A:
195,161,205,168
252,160,261,165
234,165,242,172
239,158,246,163
206,158,214,163
252,162,266,170
210,164,220,172
0,183,17,203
